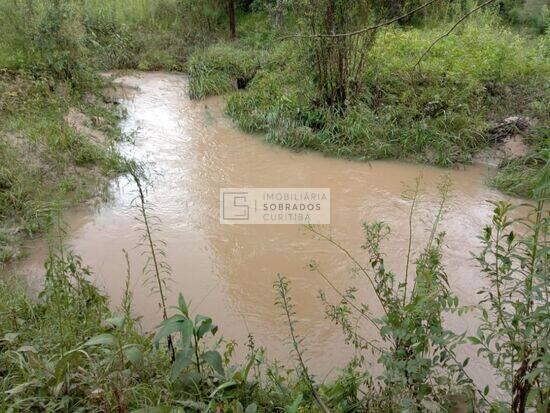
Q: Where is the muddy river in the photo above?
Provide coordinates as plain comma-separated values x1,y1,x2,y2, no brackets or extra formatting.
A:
13,72,524,394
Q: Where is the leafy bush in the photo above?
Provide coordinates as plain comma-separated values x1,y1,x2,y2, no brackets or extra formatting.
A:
473,200,549,411
500,0,550,33
0,1,93,87
83,11,143,70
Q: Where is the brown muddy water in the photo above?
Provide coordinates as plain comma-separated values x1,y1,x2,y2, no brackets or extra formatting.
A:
12,72,524,394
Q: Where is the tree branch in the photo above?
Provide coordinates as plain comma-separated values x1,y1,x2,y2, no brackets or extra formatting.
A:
412,0,497,69
279,0,441,40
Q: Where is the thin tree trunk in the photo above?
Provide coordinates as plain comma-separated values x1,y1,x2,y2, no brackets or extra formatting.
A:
228,0,236,39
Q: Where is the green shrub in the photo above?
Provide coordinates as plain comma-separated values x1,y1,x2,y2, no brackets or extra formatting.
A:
0,0,92,87
83,11,143,70
500,0,550,33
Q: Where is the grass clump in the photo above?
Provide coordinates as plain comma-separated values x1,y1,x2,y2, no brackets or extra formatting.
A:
500,0,550,33
188,43,261,99
491,127,549,198
81,0,229,71
1,0,82,78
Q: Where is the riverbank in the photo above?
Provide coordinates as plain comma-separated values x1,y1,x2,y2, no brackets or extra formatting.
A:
187,13,549,198
0,70,128,263
1,1,547,261
0,0,226,262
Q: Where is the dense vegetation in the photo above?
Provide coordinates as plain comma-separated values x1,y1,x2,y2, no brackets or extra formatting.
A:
1,189,548,412
0,0,549,411
188,3,549,189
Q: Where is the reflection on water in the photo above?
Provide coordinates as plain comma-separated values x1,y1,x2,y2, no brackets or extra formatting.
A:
12,72,523,393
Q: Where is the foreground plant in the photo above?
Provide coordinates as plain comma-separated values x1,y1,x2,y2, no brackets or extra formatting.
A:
154,293,222,381
82,315,144,411
473,199,549,412
130,165,175,361
308,179,484,411
0,250,288,412
0,250,112,411
274,275,331,412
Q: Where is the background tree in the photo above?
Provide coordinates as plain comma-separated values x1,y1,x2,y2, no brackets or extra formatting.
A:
301,0,377,111
228,0,237,38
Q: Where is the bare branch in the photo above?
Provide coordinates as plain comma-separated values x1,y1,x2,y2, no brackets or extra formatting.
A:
280,0,441,40
306,225,389,317
311,263,382,333
412,0,497,69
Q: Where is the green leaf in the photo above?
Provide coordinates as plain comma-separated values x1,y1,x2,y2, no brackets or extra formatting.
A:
130,408,168,413
468,336,482,344
483,385,490,396
245,403,258,413
179,319,194,349
55,349,87,381
6,380,40,396
240,350,256,383
195,315,216,339
177,293,188,316
123,345,143,366
195,314,209,325
209,380,237,398
154,315,187,344
171,347,194,380
203,350,224,375
83,333,116,347
286,393,303,413
105,316,125,329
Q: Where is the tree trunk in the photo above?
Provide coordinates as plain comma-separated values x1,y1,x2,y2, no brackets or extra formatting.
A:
228,0,236,39
512,359,531,413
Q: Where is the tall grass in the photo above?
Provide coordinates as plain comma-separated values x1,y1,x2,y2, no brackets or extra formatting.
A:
82,0,179,26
